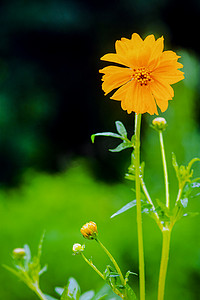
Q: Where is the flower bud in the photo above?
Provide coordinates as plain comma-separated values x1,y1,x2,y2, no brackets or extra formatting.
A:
152,117,167,131
72,243,85,255
80,221,98,240
13,248,26,259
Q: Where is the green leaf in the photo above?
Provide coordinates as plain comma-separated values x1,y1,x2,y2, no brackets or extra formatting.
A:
3,264,22,279
110,200,137,218
125,271,138,281
115,121,127,137
29,255,40,283
124,173,135,181
91,132,122,143
44,294,58,300
24,244,31,271
109,141,132,152
93,284,120,300
55,287,64,296
111,199,153,219
38,264,48,276
124,284,137,300
183,181,200,199
182,212,199,218
80,291,95,300
38,231,45,259
180,198,188,208
61,277,81,300
154,199,170,222
172,152,178,172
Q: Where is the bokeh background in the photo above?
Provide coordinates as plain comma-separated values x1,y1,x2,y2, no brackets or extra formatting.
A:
0,0,200,299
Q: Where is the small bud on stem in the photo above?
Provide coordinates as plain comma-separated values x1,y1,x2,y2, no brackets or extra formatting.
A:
152,117,167,131
80,221,98,240
13,248,26,260
72,243,85,255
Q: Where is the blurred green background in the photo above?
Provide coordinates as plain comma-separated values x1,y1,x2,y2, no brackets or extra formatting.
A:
0,0,200,300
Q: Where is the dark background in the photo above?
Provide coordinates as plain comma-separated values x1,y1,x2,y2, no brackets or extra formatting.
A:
0,0,199,186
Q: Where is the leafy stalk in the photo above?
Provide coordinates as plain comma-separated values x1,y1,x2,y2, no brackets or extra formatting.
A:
81,253,105,280
96,238,125,285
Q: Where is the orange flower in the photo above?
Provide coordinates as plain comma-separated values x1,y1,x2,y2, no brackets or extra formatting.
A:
99,33,184,115
80,221,98,240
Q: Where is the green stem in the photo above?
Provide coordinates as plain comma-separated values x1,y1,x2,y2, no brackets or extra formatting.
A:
34,285,47,300
140,177,160,220
135,113,145,300
158,229,171,300
159,131,170,208
81,253,105,280
96,238,125,285
175,188,182,204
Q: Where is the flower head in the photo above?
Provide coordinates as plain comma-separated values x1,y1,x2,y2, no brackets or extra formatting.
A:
81,221,98,240
72,243,85,255
152,117,167,131
12,248,26,259
99,33,184,115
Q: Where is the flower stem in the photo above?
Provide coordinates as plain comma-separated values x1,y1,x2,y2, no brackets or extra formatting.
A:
159,131,170,208
34,285,47,300
175,188,182,204
81,253,105,280
96,238,125,285
20,270,47,300
135,113,145,300
158,229,171,300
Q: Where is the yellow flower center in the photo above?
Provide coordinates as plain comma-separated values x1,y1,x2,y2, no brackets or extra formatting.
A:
132,67,152,86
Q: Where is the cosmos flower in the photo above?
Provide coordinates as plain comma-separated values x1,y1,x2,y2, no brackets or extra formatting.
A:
80,221,98,240
99,33,184,115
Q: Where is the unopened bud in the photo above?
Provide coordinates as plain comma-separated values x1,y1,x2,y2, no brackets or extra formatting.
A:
72,243,85,255
13,248,26,259
80,221,98,240
152,117,167,131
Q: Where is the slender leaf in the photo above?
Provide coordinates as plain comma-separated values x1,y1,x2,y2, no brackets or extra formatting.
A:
111,198,152,219
93,284,120,300
115,121,127,137
183,181,200,199
61,277,81,300
38,231,45,259
55,287,64,296
44,294,58,300
3,264,22,279
24,244,31,271
125,271,138,282
182,212,199,218
109,141,132,153
39,264,48,276
80,291,95,300
124,284,137,300
110,200,137,218
124,173,135,181
91,133,122,143
180,198,188,208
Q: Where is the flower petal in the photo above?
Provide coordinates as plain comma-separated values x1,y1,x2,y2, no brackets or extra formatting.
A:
100,53,130,67
110,80,158,115
137,85,158,115
131,33,143,47
153,68,184,84
150,78,174,101
99,66,132,95
155,98,169,112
